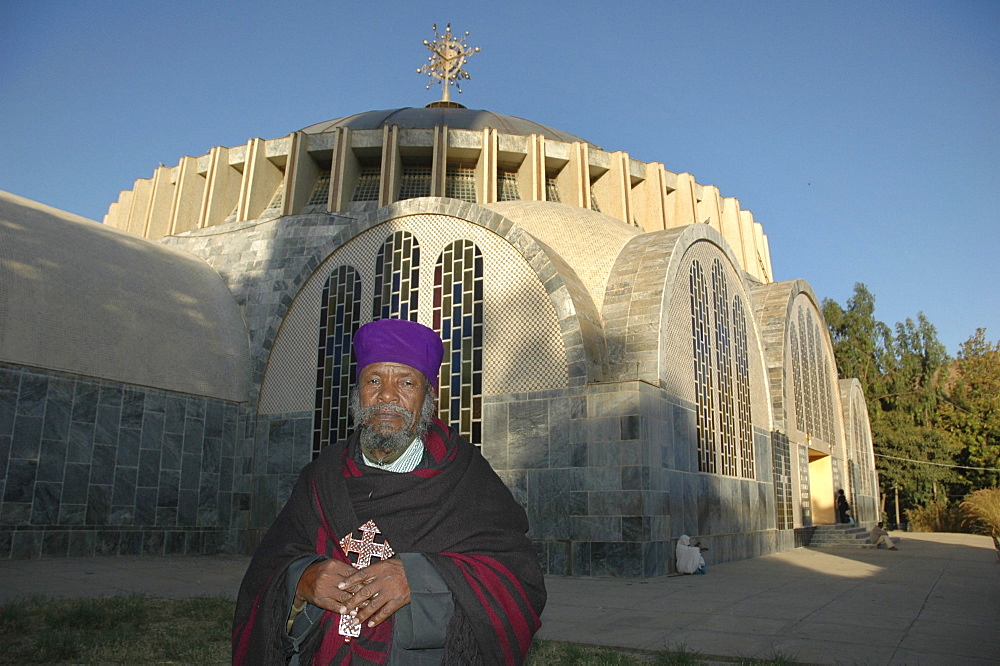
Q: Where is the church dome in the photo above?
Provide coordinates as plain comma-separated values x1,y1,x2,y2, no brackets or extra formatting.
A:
299,107,597,147
0,190,250,402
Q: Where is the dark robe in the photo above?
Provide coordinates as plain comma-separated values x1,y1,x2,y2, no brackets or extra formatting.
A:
232,419,545,664
836,493,851,523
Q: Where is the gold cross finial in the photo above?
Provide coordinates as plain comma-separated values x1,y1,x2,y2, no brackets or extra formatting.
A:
417,23,480,106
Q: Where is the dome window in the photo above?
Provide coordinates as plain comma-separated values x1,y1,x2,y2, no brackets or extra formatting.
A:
351,166,381,202
307,171,332,207
398,166,432,200
445,167,477,203
589,186,601,213
545,178,561,203
497,171,519,201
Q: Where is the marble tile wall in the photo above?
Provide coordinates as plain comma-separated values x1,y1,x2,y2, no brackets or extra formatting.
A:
0,363,250,559
244,411,312,551
488,380,784,578
0,362,793,571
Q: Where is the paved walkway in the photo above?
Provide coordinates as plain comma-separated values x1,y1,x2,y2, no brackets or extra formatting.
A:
0,531,996,664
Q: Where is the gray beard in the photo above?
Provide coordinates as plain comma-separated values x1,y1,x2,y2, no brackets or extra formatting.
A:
351,387,436,461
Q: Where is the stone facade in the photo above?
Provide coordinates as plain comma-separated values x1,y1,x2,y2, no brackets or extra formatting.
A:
0,363,248,558
1,105,880,574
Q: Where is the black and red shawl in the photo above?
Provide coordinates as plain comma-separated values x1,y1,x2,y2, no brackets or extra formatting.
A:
232,419,545,664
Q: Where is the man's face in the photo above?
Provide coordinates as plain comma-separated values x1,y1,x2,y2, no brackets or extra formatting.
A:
357,362,428,437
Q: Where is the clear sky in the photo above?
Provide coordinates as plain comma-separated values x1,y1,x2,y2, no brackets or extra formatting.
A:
2,0,997,356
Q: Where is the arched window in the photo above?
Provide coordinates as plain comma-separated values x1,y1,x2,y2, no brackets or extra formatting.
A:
849,392,875,497
733,297,755,479
689,258,756,478
314,265,362,457
690,260,716,473
434,240,484,445
712,260,736,476
791,306,835,444
372,231,420,321
791,325,805,432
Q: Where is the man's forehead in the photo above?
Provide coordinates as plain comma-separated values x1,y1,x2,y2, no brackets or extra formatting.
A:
360,362,424,377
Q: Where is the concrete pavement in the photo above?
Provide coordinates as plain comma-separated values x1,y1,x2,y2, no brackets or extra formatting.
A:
540,532,999,665
0,531,996,665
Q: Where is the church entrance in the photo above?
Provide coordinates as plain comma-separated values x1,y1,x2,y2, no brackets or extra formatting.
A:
808,450,836,525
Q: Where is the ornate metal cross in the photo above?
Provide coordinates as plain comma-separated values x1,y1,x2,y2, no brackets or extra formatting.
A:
416,23,480,104
337,520,395,641
339,519,395,568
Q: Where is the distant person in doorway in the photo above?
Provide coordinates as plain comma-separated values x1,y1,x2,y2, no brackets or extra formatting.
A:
676,535,708,574
870,522,898,550
836,489,852,524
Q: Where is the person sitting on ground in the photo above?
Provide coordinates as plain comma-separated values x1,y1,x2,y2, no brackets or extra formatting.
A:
676,535,708,574
869,522,898,550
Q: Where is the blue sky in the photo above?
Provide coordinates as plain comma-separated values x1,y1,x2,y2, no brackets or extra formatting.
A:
2,0,997,356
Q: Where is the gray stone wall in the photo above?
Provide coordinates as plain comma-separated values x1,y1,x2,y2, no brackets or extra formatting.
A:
160,214,356,410
0,363,250,559
185,379,786,576
485,380,781,578
246,411,313,550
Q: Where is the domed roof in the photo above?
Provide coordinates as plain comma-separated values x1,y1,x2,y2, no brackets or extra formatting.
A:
482,201,640,310
0,191,250,402
300,107,597,146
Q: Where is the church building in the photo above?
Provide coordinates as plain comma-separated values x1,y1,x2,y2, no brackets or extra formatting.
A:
0,32,879,575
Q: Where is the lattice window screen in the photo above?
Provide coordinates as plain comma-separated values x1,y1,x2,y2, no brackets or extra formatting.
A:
690,260,716,473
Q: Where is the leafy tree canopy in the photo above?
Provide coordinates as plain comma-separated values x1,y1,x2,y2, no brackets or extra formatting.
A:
821,283,994,514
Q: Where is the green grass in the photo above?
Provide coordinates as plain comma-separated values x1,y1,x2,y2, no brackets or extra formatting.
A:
0,596,799,664
0,594,232,664
526,639,799,665
526,640,702,664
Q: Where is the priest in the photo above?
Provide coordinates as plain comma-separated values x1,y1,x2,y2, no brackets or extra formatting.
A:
233,318,546,664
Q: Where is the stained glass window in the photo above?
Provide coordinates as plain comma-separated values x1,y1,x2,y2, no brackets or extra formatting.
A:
433,240,484,445
314,265,362,457
373,232,420,322
790,326,805,432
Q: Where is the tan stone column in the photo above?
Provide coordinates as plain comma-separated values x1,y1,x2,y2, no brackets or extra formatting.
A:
169,156,206,235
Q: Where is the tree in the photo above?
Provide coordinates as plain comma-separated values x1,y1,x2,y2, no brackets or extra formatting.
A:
823,283,893,392
823,284,957,517
872,412,957,508
937,329,1000,490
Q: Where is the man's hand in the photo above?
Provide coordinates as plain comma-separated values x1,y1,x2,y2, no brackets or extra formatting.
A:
295,559,360,611
337,558,410,628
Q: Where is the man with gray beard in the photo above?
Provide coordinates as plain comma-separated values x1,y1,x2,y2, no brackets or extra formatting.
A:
234,318,546,665
351,376,436,469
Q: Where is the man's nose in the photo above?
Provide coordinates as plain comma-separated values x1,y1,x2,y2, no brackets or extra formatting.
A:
377,384,399,403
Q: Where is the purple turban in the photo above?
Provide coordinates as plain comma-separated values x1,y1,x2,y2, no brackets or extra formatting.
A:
353,319,445,389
